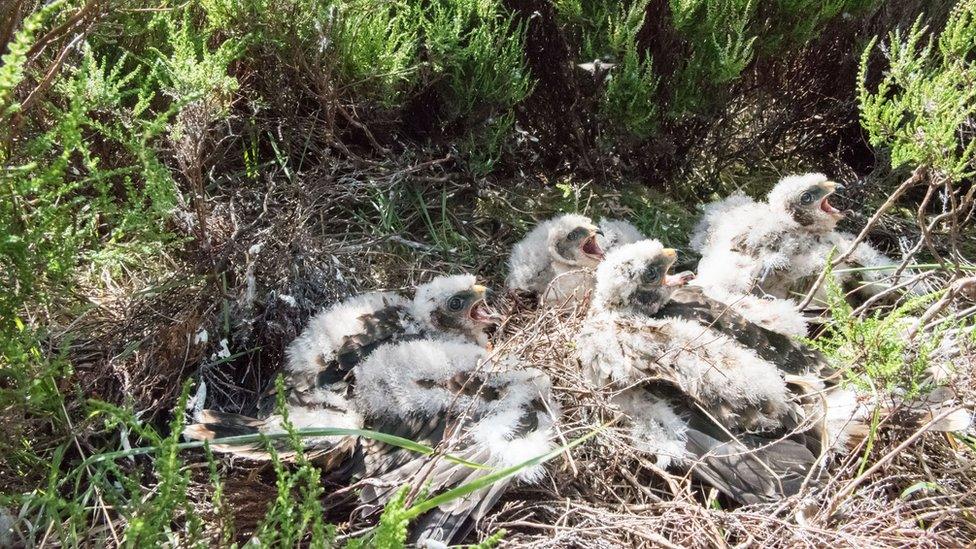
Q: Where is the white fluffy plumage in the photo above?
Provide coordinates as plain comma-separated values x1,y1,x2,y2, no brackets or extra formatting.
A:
286,274,492,383
586,240,804,425
597,218,646,251
355,339,557,480
506,213,605,303
352,338,558,543
185,273,500,464
579,240,839,502
692,173,901,307
284,291,410,396
579,239,970,504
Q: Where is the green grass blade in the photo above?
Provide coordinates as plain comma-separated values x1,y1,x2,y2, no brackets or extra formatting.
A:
402,425,604,520
66,427,491,484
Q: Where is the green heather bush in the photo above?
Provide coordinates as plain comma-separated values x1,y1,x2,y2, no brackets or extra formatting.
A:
669,0,757,114
555,0,876,136
602,0,659,139
859,0,976,181
813,270,939,397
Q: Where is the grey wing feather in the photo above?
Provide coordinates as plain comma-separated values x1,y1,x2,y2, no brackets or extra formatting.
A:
684,428,816,504
259,303,416,416
681,398,818,503
644,381,821,504
182,409,355,465
660,286,834,378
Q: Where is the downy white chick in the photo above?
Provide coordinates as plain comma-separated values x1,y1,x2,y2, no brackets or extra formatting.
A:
577,240,968,504
352,339,557,544
692,173,900,308
185,274,502,464
600,216,807,336
506,213,606,303
188,338,557,545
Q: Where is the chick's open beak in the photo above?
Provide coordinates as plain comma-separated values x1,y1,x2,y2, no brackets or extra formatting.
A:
469,284,503,325
580,228,605,259
819,182,844,216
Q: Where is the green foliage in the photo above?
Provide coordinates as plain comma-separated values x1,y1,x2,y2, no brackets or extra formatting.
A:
414,189,478,262
423,0,532,124
458,113,518,176
0,1,245,337
122,381,206,546
346,486,411,548
418,0,532,168
249,375,334,546
0,0,66,119
812,265,941,396
858,1,976,181
3,383,213,547
181,0,532,171
0,321,73,487
764,0,876,51
556,0,875,128
601,0,659,139
468,529,508,548
552,0,619,60
157,8,242,135
332,2,419,107
670,0,757,88
0,4,239,544
615,188,697,247
667,0,758,116
553,0,659,138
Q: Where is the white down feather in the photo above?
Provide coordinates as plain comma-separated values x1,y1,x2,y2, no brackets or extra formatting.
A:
354,339,558,481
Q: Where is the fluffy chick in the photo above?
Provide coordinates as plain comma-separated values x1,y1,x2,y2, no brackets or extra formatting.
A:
353,339,557,543
577,240,965,504
506,213,606,303
186,274,501,463
189,338,557,545
275,273,500,409
692,173,899,307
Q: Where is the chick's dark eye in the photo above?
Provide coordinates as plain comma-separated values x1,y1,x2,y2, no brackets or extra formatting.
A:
448,296,465,311
641,266,660,284
800,191,814,205
567,227,587,241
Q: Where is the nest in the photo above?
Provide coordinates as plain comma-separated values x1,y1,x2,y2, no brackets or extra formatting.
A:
49,147,975,547
458,292,976,548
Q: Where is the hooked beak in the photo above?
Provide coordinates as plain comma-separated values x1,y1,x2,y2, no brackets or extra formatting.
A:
661,248,677,262
580,229,605,259
819,183,845,216
470,284,503,325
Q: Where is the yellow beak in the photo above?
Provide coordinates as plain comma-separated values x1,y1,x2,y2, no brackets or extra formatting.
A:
473,284,488,296
662,248,677,261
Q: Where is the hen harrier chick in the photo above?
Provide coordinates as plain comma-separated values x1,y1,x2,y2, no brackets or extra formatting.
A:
189,274,500,463
692,173,899,308
188,338,557,544
507,214,645,304
577,240,967,504
506,213,605,303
